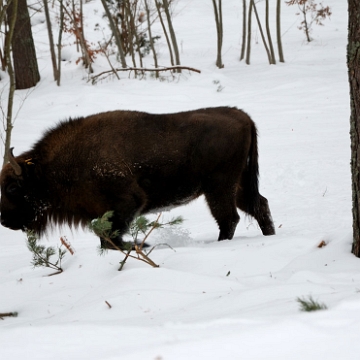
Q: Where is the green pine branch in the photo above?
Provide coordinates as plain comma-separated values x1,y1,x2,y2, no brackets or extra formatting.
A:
296,296,328,312
26,230,65,275
90,212,184,271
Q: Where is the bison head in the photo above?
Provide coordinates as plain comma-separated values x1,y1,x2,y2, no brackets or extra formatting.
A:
0,148,43,233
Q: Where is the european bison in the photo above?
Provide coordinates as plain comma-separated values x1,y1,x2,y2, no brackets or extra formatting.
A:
0,107,275,248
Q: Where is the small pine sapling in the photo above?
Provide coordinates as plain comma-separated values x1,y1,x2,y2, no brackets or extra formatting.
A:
296,295,328,312
26,230,70,276
90,211,183,271
286,0,331,42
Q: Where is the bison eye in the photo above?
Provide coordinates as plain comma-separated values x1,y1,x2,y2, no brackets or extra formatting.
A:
6,183,21,196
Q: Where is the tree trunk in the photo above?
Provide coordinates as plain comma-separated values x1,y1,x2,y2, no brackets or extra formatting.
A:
57,0,64,86
144,0,158,77
100,0,127,68
156,0,174,66
162,0,181,73
43,0,58,81
276,0,285,62
3,0,18,166
348,0,360,256
212,0,224,69
7,0,40,89
245,0,253,65
252,0,271,65
240,0,247,61
265,0,276,64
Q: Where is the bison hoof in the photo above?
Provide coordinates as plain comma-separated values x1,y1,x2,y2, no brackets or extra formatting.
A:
262,226,276,236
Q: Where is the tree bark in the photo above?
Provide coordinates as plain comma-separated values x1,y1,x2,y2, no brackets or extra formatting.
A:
57,0,64,86
212,0,224,69
252,0,271,65
265,0,276,64
3,0,17,166
100,0,127,68
156,0,174,66
7,0,40,89
276,0,285,62
43,0,58,81
245,0,253,65
240,0,246,61
144,0,158,77
162,0,181,72
348,0,360,257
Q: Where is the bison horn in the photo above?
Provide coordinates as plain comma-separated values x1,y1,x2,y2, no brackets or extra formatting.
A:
8,147,22,176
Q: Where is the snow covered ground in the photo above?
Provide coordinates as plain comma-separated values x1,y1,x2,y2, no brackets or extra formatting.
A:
0,1,356,359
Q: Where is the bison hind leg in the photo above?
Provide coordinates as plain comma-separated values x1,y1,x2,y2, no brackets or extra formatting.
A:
237,189,275,236
203,184,240,241
256,195,275,236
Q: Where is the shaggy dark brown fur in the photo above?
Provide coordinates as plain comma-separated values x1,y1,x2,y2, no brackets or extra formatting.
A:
0,107,275,248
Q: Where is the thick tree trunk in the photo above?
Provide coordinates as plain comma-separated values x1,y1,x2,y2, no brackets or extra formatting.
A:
348,0,360,257
7,0,40,89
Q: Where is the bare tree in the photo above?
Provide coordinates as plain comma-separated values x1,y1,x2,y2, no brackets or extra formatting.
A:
240,0,247,61
57,0,64,86
252,0,272,64
156,0,174,66
212,0,224,68
265,0,276,64
162,0,181,72
61,2,94,73
100,0,127,68
286,0,332,43
276,0,285,62
144,0,158,77
43,0,58,81
3,0,17,166
245,0,253,65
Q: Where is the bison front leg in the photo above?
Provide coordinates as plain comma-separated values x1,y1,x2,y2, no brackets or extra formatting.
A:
99,211,133,250
100,188,147,250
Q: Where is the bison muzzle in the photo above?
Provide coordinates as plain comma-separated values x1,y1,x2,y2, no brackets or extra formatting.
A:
0,107,275,249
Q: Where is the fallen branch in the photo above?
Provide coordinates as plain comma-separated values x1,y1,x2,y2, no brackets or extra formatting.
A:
0,312,18,319
60,236,75,255
105,301,112,309
47,269,64,277
90,65,201,84
102,236,160,270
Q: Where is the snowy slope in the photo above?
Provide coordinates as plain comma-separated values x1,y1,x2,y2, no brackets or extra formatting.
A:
0,1,356,359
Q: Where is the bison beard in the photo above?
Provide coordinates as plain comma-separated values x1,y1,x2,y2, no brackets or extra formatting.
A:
0,107,275,249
